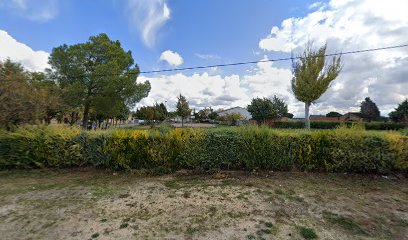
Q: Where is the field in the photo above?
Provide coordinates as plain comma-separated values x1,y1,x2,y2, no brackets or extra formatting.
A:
1,170,407,240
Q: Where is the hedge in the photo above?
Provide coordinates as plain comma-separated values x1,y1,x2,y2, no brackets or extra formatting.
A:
273,121,407,130
0,126,407,173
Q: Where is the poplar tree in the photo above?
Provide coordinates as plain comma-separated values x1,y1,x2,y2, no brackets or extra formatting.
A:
291,43,342,129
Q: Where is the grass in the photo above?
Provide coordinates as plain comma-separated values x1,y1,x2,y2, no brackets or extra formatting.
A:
119,222,129,229
322,211,367,235
91,233,99,238
299,227,318,239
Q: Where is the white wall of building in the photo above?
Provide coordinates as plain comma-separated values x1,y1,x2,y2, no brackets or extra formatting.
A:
218,107,252,120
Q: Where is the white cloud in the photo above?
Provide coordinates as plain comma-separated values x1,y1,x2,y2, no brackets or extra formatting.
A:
0,30,50,71
136,60,297,114
258,0,408,115
126,0,170,48
159,50,183,67
0,0,59,22
195,53,221,60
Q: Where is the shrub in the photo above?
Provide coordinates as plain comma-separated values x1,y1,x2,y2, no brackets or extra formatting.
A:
273,121,406,130
0,126,407,173
299,227,318,239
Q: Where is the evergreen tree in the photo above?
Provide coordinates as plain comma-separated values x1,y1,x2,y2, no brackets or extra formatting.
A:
389,99,408,123
49,33,150,129
360,97,380,121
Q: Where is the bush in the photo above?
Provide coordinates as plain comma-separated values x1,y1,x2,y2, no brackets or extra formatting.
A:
273,121,406,130
0,126,407,173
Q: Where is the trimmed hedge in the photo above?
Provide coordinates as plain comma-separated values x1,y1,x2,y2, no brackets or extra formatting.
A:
273,121,407,130
0,126,407,173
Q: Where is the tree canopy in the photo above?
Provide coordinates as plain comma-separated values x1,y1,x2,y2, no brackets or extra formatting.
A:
247,96,289,124
389,99,408,123
135,103,168,125
360,97,380,121
291,43,342,129
326,111,342,117
49,33,150,128
176,94,191,127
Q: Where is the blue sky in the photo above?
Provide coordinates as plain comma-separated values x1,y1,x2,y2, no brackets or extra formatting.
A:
0,0,407,116
0,0,315,73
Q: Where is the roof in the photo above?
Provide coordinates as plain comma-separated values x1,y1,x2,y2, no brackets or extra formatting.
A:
343,112,365,117
217,106,247,114
310,115,326,118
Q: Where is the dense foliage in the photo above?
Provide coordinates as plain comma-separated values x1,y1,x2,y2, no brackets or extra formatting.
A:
273,121,406,130
360,97,381,121
49,33,151,129
291,43,342,129
176,94,191,126
247,96,290,123
326,111,342,117
389,99,408,123
0,60,63,130
1,126,407,174
135,103,167,124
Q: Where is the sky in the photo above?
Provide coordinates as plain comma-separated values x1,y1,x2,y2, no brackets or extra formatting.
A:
0,0,407,117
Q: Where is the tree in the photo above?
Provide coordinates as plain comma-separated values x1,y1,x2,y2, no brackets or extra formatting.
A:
31,72,64,124
247,96,289,124
135,103,168,127
176,94,191,127
291,43,342,129
157,103,168,120
208,110,218,121
285,113,294,118
0,60,39,130
223,113,244,126
360,97,380,121
49,33,151,129
136,106,156,126
326,111,342,118
196,108,212,122
389,99,408,123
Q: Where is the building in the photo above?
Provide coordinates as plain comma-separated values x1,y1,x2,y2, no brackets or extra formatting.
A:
340,112,366,122
310,115,341,121
217,107,252,120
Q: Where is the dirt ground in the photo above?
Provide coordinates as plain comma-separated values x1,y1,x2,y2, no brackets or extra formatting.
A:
0,170,407,240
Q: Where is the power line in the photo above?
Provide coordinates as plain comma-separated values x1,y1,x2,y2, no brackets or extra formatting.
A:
37,43,408,80
140,43,408,74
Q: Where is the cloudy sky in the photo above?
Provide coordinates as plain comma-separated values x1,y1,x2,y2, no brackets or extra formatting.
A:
0,0,407,116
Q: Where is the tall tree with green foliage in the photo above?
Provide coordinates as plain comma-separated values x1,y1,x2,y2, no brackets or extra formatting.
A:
135,102,168,127
389,99,408,123
0,60,39,130
176,94,191,127
360,97,380,121
247,96,289,124
291,43,342,129
49,33,151,129
208,109,219,121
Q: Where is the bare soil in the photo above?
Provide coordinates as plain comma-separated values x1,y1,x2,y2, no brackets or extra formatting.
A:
0,170,407,240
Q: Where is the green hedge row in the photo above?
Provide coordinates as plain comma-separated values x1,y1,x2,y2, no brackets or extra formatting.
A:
1,126,407,173
273,121,407,130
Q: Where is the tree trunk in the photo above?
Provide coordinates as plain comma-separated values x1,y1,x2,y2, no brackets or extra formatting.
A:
82,103,90,129
181,118,184,128
305,102,311,130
